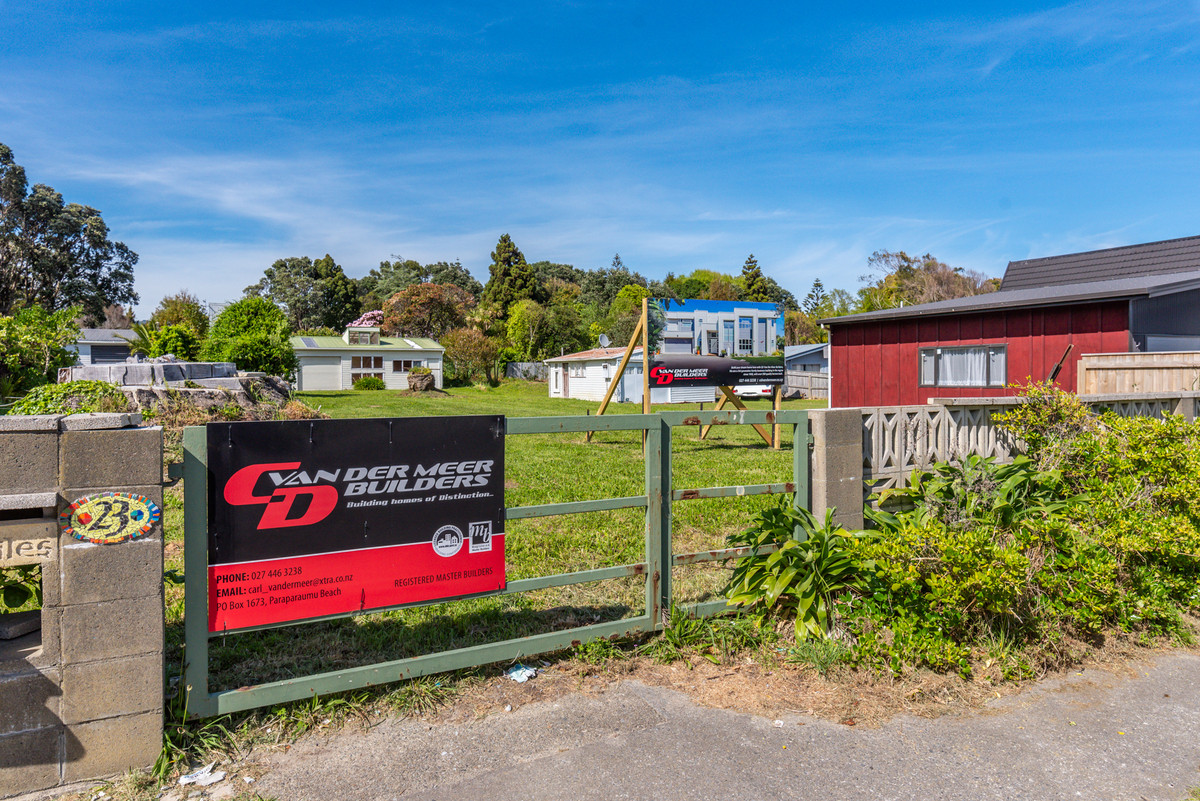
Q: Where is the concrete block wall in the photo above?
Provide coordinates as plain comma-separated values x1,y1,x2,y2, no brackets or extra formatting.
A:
808,409,865,531
0,414,163,798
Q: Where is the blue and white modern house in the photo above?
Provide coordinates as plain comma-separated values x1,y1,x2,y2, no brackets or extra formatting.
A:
659,299,784,356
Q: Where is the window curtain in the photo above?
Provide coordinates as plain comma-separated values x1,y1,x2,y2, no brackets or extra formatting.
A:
937,348,987,386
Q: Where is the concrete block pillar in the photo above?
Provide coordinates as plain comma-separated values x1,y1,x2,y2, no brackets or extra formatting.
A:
809,408,865,531
0,413,163,798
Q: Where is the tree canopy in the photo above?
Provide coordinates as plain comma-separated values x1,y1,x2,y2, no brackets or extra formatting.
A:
151,290,209,336
482,234,544,315
245,254,359,331
202,296,297,377
856,250,998,311
382,283,476,339
0,143,137,320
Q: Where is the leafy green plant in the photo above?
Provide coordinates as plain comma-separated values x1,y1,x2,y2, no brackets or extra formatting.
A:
724,501,868,640
8,380,129,415
871,454,1080,532
409,366,432,376
1,565,41,611
639,606,771,664
352,376,386,390
0,305,80,404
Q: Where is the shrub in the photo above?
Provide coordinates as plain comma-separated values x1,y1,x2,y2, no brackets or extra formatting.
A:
841,392,1200,677
724,502,868,640
209,335,298,380
409,366,431,376
352,376,386,390
203,297,297,378
0,305,80,402
8,380,129,415
154,324,202,361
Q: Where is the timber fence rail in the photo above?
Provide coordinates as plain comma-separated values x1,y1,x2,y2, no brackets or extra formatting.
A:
181,409,813,719
859,390,1200,497
785,370,829,399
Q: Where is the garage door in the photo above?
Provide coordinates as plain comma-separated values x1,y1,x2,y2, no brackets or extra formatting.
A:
298,357,342,390
91,344,132,364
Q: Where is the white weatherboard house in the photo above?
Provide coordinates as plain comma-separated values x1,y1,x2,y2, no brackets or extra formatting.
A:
290,326,444,390
545,347,715,404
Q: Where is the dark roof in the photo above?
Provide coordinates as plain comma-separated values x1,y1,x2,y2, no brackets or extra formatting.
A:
1001,234,1200,290
820,269,1200,325
78,328,135,344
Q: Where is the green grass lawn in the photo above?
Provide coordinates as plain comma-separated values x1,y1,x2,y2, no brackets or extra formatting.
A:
165,381,825,691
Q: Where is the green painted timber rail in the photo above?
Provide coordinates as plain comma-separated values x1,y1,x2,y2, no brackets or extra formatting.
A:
181,409,813,718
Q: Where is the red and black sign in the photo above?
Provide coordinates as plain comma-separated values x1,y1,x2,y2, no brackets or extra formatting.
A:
648,354,784,388
206,416,505,632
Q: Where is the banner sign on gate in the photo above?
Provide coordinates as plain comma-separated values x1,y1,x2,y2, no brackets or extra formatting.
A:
206,416,505,632
647,354,784,388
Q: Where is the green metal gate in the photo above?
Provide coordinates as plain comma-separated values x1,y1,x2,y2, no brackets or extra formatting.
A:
181,409,812,718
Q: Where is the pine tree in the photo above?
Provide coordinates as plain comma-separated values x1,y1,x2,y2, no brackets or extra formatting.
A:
481,234,543,317
741,255,770,302
802,279,827,317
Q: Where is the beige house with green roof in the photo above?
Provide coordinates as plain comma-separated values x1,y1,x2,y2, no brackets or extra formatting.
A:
290,326,445,390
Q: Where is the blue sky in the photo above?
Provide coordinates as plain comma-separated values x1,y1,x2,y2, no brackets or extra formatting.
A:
4,1,1200,314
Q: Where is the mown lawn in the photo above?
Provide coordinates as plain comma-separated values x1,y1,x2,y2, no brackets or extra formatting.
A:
164,381,825,691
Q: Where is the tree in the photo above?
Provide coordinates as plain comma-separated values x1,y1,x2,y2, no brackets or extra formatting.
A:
605,285,666,351
760,276,798,311
705,274,740,301
664,272,707,300
579,256,647,311
98,304,135,329
155,325,202,361
118,322,203,361
528,261,584,292
857,251,998,311
0,143,137,319
427,261,483,298
361,258,484,308
0,305,80,400
382,283,475,339
245,254,359,331
802,279,827,317
482,234,544,315
741,255,771,302
151,290,209,336
505,299,547,360
441,327,499,383
202,297,297,377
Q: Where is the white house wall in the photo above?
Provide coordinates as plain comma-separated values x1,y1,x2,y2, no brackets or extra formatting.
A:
296,349,444,390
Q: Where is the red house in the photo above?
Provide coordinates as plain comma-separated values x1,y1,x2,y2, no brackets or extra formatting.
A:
823,235,1200,408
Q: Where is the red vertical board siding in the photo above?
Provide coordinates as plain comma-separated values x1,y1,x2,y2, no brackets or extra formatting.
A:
1100,302,1131,351
845,324,864,409
1043,308,1071,389
896,321,919,406
959,315,983,343
880,322,901,407
863,324,883,405
830,327,850,407
1006,310,1032,386
829,300,1132,407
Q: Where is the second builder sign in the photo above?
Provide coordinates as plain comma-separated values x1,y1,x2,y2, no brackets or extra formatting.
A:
205,416,506,632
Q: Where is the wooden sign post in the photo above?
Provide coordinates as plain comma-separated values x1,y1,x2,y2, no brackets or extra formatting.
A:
586,297,781,450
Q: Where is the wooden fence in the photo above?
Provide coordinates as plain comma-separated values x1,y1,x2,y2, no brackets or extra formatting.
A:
785,369,829,399
859,391,1200,496
1077,351,1200,394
